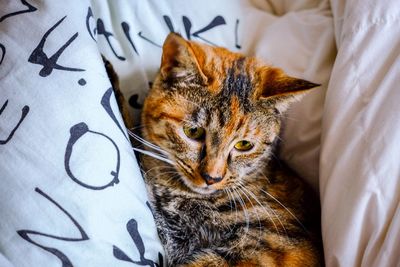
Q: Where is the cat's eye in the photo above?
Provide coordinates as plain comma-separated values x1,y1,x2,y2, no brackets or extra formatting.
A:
183,126,205,140
234,140,254,151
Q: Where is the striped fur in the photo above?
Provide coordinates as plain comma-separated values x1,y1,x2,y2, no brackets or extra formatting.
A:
140,33,322,266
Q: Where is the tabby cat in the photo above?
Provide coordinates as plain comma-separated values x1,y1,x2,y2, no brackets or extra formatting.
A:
133,33,322,266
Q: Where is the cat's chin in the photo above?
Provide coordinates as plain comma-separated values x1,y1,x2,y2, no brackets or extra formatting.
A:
181,178,219,195
190,186,219,195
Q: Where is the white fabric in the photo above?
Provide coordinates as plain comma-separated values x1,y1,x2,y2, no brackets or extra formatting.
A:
250,0,335,190
320,0,400,266
0,1,164,266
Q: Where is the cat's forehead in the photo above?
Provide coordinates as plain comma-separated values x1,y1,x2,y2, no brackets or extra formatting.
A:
161,50,270,128
187,93,254,132
217,57,254,112
182,56,259,119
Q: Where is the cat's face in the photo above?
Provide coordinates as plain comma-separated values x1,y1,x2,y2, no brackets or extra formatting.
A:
141,33,318,195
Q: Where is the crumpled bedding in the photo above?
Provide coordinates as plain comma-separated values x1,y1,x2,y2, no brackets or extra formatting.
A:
320,0,400,266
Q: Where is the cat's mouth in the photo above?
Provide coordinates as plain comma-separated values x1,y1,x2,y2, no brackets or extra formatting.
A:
173,159,227,195
178,172,221,195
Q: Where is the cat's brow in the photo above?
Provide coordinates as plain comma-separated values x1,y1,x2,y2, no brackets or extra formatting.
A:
210,131,221,147
190,108,201,124
235,116,245,132
218,109,227,127
152,112,182,123
220,57,253,112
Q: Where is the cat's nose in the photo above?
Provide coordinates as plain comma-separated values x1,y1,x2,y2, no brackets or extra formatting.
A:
201,173,223,185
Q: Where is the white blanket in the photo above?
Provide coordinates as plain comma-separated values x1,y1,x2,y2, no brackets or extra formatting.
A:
320,0,400,266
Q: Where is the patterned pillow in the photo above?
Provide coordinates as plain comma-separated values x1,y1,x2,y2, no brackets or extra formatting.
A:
0,1,163,266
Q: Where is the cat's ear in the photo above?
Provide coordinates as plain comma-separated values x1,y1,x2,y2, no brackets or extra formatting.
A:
160,33,208,84
257,67,320,112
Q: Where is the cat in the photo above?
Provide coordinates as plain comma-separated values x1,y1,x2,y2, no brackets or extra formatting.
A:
113,33,323,266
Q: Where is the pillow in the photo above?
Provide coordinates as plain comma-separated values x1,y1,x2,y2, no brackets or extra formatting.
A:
0,1,164,266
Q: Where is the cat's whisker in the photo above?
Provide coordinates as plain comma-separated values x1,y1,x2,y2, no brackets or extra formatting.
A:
226,187,239,225
157,172,182,184
260,189,307,233
132,142,168,158
242,184,287,239
240,183,286,237
156,171,181,177
235,188,250,233
175,161,192,177
223,189,236,236
132,147,175,165
273,113,300,122
237,185,261,229
267,205,287,237
259,172,271,184
230,188,239,223
142,165,176,178
223,188,234,214
238,182,282,238
146,165,176,170
128,132,165,154
132,145,169,159
232,187,251,250
128,129,170,156
128,131,171,161
279,116,300,122
230,188,246,249
269,151,281,163
145,165,176,173
273,135,284,143
153,173,180,185
237,185,262,256
144,164,180,179
237,185,262,232
128,123,150,132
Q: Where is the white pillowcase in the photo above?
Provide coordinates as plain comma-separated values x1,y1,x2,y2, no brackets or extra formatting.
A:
0,1,163,266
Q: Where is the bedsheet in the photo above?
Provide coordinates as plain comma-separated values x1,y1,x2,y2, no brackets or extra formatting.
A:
320,0,400,266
